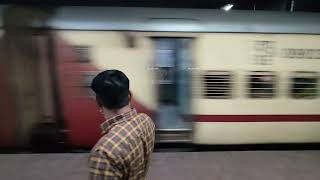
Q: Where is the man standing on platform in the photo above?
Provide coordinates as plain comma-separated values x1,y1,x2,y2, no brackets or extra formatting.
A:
89,70,155,180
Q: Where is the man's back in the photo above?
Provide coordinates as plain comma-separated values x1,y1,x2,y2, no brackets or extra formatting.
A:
89,109,155,180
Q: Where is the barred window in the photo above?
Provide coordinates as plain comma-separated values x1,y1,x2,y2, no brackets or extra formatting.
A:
291,72,318,99
202,71,232,99
74,46,91,63
81,73,97,96
248,72,276,98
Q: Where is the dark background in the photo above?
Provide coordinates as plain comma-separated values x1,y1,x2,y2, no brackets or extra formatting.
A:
1,0,320,12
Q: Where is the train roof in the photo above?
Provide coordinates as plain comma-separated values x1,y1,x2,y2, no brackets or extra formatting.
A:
1,6,320,34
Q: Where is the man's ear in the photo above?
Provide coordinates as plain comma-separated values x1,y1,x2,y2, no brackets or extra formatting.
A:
96,95,103,107
128,91,132,101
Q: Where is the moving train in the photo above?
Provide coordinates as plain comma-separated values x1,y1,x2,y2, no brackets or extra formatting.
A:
0,6,319,150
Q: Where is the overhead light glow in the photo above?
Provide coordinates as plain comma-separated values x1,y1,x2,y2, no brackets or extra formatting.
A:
221,4,234,11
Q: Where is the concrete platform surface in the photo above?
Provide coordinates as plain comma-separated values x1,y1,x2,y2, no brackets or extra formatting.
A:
0,151,320,180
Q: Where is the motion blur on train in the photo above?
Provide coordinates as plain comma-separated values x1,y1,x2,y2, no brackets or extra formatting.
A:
0,5,319,150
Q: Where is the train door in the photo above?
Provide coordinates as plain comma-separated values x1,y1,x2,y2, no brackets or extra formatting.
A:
153,38,193,142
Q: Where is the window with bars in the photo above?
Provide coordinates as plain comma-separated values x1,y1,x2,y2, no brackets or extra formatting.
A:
202,71,232,99
291,72,318,99
248,72,276,98
74,46,91,63
81,73,97,96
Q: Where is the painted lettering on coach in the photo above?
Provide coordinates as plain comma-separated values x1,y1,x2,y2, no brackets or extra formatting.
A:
281,48,320,59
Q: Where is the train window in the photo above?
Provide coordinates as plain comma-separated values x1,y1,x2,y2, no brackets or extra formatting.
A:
291,72,318,99
248,72,275,98
202,71,232,99
74,46,91,63
81,73,97,96
156,67,175,84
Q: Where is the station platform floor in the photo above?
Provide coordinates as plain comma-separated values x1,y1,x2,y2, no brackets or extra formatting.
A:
1,150,320,180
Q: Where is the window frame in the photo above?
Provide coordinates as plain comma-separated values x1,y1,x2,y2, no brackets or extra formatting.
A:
73,45,91,63
79,72,98,97
202,70,233,99
290,71,318,99
247,71,277,99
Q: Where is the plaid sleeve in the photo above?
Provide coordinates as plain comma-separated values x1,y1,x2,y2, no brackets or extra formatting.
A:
89,149,123,180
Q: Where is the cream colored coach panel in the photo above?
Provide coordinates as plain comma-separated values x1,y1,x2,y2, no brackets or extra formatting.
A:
195,33,320,71
277,34,320,71
193,122,320,144
195,33,251,70
60,31,156,110
192,33,320,115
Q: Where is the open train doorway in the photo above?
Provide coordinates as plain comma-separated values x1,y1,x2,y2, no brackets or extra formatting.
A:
153,38,193,143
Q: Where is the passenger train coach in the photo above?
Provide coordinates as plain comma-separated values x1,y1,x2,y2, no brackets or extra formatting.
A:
0,6,320,149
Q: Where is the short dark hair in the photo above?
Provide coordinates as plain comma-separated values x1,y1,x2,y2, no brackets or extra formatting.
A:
91,70,130,109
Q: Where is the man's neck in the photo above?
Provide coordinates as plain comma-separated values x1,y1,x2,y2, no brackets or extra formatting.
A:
114,105,132,116
104,105,132,120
